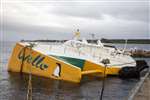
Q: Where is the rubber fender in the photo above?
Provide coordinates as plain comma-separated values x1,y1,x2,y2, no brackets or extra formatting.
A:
119,67,140,79
136,60,149,72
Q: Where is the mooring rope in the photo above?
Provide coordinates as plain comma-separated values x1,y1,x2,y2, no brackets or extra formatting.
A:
20,46,28,74
19,43,35,100
99,59,110,100
26,43,35,100
26,70,32,100
99,64,107,100
99,59,149,100
99,62,132,100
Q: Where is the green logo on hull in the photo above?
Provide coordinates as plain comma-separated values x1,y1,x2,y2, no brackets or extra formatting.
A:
18,48,48,70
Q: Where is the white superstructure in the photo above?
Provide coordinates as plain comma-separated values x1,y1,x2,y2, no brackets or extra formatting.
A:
27,39,136,69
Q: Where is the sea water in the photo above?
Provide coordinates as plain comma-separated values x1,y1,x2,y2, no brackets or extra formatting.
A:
0,41,149,100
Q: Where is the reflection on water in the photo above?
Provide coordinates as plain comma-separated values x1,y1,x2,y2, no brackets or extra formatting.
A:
0,72,140,100
0,41,149,100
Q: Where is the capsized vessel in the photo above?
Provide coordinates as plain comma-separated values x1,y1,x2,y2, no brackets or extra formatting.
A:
8,33,148,83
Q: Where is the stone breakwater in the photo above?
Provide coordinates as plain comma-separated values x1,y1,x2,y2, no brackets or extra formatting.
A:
129,49,150,58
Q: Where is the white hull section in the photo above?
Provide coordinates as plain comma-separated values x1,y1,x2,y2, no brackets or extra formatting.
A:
21,40,136,69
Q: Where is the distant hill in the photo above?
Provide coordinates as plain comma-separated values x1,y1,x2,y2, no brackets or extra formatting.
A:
21,39,150,44
100,39,150,44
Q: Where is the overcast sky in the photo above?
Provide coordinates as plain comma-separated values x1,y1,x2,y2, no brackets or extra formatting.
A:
1,0,149,41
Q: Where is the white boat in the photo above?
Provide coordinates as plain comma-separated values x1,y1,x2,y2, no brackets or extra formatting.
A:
8,31,148,83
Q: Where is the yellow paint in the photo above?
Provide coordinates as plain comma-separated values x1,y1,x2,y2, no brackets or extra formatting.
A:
81,70,102,75
8,42,121,83
83,60,121,76
8,43,81,83
106,67,121,75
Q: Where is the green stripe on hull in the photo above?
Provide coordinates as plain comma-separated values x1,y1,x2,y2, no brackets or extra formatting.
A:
50,55,85,70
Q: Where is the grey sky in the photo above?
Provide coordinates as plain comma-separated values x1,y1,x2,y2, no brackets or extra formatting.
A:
1,0,149,41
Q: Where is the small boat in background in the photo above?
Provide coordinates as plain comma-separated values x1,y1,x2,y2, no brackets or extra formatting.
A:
8,30,149,83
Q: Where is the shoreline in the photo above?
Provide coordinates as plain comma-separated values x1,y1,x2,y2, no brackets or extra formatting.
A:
20,39,150,44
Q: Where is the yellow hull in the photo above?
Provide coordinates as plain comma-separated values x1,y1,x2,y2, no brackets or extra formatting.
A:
8,43,82,83
8,43,121,83
83,60,121,76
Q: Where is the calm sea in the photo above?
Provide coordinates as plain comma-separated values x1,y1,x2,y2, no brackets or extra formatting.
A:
0,41,149,100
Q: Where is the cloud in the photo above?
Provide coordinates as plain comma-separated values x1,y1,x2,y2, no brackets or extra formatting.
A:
1,0,149,41
50,1,149,22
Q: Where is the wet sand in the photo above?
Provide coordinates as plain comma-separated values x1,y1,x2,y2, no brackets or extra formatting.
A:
133,75,150,100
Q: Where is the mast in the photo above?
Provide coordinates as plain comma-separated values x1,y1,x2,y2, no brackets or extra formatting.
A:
123,39,128,53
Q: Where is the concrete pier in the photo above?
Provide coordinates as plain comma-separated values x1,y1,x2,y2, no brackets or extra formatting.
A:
133,75,150,100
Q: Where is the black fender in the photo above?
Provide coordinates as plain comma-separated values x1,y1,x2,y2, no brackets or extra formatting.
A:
119,60,149,79
119,67,140,79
